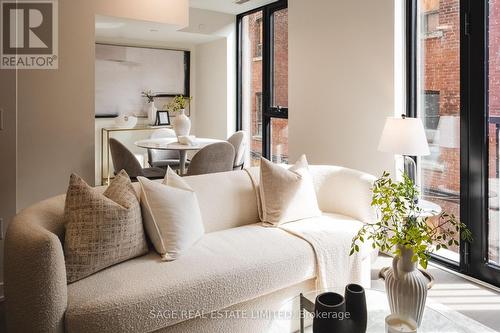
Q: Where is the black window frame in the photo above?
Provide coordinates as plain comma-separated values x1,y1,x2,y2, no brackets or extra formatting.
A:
407,0,500,287
236,0,288,161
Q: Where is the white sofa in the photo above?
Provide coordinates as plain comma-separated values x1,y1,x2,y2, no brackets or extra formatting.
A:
5,165,377,333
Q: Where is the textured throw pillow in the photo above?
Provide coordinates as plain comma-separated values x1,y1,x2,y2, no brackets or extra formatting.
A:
138,167,205,261
64,170,148,283
259,155,321,226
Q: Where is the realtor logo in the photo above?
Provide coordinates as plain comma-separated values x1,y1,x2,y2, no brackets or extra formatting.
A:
1,0,58,69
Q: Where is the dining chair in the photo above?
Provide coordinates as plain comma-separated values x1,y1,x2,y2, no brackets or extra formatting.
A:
185,142,235,176
109,138,166,180
147,129,182,170
227,131,247,170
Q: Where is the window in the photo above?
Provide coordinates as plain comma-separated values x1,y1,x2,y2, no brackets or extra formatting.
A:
410,0,461,264
422,11,439,34
423,91,440,131
408,0,500,287
237,1,288,166
421,0,440,36
255,92,263,137
255,18,263,58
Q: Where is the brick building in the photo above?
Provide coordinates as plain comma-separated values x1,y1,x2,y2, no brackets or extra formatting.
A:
247,9,288,165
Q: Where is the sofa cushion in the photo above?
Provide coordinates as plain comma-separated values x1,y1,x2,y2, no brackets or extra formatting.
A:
138,168,205,261
64,171,149,283
181,170,260,233
65,223,316,333
257,155,321,226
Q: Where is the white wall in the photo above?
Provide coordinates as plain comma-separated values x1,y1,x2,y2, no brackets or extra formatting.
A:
191,9,236,140
288,0,395,177
16,0,189,209
7,0,188,299
194,38,230,139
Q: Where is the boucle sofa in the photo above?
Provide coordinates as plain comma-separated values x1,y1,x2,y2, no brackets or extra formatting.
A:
5,165,377,333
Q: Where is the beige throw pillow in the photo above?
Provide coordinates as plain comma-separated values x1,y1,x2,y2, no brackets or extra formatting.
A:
259,155,321,226
64,170,148,283
138,167,205,261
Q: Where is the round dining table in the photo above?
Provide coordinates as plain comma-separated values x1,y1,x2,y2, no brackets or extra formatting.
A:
135,137,223,175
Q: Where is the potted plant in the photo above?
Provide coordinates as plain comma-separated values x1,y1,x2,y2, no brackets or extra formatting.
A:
142,90,157,125
166,95,192,137
350,171,472,326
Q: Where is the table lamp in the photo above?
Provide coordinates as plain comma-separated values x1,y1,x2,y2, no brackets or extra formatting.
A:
378,115,430,185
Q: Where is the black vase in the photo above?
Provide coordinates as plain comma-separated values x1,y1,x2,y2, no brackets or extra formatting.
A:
312,292,347,333
345,284,367,333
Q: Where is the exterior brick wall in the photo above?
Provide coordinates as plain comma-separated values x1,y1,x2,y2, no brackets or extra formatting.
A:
247,9,288,164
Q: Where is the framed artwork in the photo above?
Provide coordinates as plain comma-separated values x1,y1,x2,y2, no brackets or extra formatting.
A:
95,43,191,117
156,111,170,126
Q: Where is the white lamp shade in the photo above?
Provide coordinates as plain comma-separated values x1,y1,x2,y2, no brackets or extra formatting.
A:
378,117,430,156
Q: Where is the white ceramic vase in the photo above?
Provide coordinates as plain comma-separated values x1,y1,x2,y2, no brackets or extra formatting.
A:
173,109,191,137
383,246,432,327
148,102,157,126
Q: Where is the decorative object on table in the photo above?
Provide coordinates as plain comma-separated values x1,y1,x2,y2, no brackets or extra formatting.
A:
385,314,417,333
378,115,430,185
344,284,367,333
350,172,472,326
312,284,367,333
155,110,170,126
166,95,192,137
142,90,157,125
114,114,138,128
313,292,346,333
177,135,197,145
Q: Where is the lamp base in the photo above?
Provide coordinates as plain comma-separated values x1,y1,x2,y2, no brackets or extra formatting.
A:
403,155,419,204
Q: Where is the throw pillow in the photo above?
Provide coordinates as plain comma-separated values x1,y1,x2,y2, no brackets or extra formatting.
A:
64,170,148,283
259,155,321,226
138,167,205,261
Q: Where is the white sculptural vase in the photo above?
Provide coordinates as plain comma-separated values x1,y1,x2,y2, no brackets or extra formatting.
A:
380,246,434,327
173,109,191,137
148,102,157,126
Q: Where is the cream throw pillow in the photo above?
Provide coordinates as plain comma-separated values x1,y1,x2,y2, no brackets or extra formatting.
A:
64,170,148,283
138,167,205,261
259,155,321,226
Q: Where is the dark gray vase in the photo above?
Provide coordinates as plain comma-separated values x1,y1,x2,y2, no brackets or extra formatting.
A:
313,292,347,333
312,285,368,333
345,284,367,333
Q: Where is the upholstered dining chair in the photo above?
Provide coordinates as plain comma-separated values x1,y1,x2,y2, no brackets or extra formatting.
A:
227,131,247,170
185,142,235,176
147,128,182,170
109,138,166,180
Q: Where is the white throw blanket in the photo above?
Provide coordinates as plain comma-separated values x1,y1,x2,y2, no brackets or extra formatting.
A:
279,214,368,293
244,167,371,292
